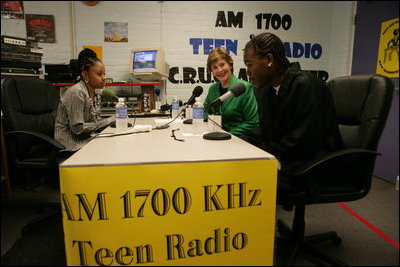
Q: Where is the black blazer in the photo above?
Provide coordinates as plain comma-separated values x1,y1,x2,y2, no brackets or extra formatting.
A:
253,63,343,172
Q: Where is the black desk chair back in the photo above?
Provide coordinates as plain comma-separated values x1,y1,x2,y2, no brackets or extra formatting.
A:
276,74,394,265
1,77,66,233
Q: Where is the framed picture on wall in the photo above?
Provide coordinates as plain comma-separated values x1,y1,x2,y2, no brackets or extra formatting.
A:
25,14,56,43
104,22,128,42
1,1,24,19
82,1,100,6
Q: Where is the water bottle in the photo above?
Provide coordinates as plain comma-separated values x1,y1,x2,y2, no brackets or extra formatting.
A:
171,96,180,118
115,97,128,132
192,97,204,135
185,105,193,119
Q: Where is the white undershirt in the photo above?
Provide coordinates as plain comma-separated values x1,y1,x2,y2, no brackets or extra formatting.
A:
273,85,280,95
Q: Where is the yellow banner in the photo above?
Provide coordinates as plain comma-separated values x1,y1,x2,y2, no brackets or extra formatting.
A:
83,45,103,61
376,18,399,78
60,160,277,266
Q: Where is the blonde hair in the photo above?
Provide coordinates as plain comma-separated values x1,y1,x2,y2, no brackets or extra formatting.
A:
207,47,233,72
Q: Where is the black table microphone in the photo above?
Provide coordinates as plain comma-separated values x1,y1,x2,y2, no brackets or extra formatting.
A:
205,83,246,109
203,83,246,141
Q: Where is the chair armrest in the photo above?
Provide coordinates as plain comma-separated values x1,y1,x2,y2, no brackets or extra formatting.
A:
281,148,381,177
4,130,65,150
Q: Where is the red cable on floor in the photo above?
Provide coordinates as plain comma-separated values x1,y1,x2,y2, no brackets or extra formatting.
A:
337,202,399,249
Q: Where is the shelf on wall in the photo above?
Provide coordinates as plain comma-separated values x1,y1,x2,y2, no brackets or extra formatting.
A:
52,82,164,87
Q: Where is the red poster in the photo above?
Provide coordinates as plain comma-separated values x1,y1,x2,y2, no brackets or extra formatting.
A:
1,1,24,19
25,14,56,43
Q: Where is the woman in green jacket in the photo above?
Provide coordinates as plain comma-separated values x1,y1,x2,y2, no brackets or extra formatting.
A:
204,47,259,135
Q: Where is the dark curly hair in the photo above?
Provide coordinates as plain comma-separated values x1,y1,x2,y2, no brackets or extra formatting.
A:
69,48,101,81
244,32,290,75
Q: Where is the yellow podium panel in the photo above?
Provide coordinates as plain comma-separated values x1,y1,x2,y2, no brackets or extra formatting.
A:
60,159,277,266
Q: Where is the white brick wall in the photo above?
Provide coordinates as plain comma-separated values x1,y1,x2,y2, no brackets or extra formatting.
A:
1,1,356,103
327,1,356,79
2,1,73,63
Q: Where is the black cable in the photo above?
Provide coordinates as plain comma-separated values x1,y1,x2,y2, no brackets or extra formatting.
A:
152,102,188,130
207,115,222,128
94,129,150,138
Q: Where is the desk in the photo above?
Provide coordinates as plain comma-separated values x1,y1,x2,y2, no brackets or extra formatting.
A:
60,119,277,266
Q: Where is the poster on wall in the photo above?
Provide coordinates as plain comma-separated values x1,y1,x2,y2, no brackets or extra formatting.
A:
376,18,399,78
83,45,103,61
1,1,24,19
104,22,128,42
25,14,56,43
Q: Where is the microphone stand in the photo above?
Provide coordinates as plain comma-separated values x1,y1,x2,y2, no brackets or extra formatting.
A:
126,102,136,128
203,103,231,140
153,101,190,130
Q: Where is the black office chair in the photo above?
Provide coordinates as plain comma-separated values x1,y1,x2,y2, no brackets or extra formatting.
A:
276,74,394,265
1,77,66,233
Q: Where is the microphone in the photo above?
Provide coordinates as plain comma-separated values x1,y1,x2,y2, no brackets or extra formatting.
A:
153,86,204,130
185,86,203,106
102,89,119,101
154,88,161,97
102,89,135,109
206,82,246,109
102,89,135,128
181,86,203,124
202,83,245,141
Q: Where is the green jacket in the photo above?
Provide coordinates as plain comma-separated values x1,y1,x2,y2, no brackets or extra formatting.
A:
204,75,259,135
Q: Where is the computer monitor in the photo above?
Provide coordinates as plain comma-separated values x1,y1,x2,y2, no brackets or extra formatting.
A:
130,48,169,81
